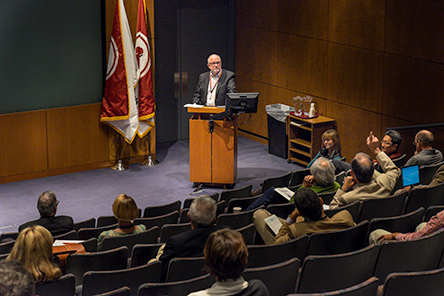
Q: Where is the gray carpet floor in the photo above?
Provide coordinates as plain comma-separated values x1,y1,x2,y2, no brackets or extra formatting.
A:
0,137,303,234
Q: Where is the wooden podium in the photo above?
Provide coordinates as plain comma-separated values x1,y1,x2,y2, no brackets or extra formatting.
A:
188,107,237,186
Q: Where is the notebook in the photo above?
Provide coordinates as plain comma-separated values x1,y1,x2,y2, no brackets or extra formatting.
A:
401,165,420,187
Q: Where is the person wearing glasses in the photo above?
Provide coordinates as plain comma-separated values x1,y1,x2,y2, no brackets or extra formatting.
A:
192,54,236,107
18,191,73,236
404,129,443,167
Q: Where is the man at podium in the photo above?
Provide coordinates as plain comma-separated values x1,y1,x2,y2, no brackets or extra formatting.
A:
192,54,236,107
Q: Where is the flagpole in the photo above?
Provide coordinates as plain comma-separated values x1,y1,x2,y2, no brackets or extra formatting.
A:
112,133,128,171
142,132,159,166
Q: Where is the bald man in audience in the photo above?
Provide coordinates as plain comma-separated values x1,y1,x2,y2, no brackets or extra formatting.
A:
329,132,400,209
404,130,443,167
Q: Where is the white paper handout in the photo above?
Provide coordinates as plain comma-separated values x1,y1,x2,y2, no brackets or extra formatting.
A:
274,187,295,201
183,103,204,108
264,214,283,235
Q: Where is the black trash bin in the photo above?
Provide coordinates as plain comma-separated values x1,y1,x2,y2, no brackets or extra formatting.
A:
266,104,293,159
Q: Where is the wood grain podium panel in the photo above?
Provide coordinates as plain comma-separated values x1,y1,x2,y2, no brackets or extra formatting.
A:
212,120,237,184
189,119,212,183
188,107,237,186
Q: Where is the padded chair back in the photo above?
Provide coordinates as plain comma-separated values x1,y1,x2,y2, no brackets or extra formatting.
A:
97,215,118,227
423,205,444,222
296,245,379,293
392,154,407,168
226,196,259,213
382,268,444,296
367,207,425,240
306,221,369,256
130,243,163,268
81,237,98,252
0,232,18,242
373,228,444,280
318,191,337,205
78,224,118,240
419,162,444,185
166,257,207,282
143,200,181,218
262,171,292,193
137,273,215,296
135,211,179,230
35,273,76,296
289,168,311,187
288,276,379,296
216,209,255,229
97,286,131,296
390,176,404,195
73,218,96,231
65,246,129,285
243,257,301,296
247,235,309,268
403,182,444,214
160,223,191,243
101,226,160,251
82,262,162,296
358,191,408,222
183,193,219,209
266,203,295,219
53,230,77,240
219,184,253,204
0,240,15,255
236,223,256,245
325,200,360,222
335,171,346,186
179,208,190,223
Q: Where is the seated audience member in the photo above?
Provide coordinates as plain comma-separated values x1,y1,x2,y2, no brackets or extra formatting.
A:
156,195,225,282
97,194,146,251
0,260,35,296
404,129,443,167
18,191,73,236
375,129,402,166
246,157,340,211
369,209,444,245
7,225,61,284
329,132,400,209
307,129,342,168
253,188,355,245
188,228,270,296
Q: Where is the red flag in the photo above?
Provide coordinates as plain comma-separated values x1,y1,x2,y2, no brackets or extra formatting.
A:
135,0,155,137
100,0,139,144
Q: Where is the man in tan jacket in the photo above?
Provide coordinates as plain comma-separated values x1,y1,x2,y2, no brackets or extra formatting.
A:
329,131,400,209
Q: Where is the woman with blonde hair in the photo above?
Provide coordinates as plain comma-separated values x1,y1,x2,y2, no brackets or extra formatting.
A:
7,225,61,283
97,194,146,250
307,129,342,168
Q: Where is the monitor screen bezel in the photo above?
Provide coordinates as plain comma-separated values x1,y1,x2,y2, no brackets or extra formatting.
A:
225,92,259,114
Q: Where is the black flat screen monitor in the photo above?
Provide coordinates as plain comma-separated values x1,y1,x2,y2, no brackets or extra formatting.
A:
226,92,259,114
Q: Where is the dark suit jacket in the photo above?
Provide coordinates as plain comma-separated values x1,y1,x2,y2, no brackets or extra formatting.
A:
159,224,225,282
192,69,236,106
18,215,74,236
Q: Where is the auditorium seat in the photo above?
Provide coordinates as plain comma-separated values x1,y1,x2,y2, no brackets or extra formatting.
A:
243,257,300,296
143,200,181,218
247,235,309,268
296,245,379,293
219,184,253,204
137,274,214,296
101,226,160,251
65,246,129,285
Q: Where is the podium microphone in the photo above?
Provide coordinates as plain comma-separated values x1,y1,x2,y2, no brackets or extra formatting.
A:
209,115,214,133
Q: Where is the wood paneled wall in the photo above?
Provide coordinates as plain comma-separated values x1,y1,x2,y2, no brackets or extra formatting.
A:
235,0,444,160
0,0,155,183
